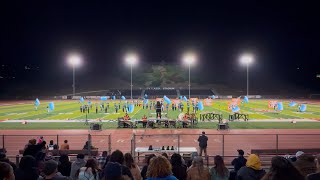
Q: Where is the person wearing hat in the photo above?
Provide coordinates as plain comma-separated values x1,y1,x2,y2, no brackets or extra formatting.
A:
236,154,266,180
38,160,68,180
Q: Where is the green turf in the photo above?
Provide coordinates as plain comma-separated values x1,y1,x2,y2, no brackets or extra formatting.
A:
0,122,320,130
1,99,319,121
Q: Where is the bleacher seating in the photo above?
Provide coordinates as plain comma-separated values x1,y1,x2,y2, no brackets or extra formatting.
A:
144,89,177,98
179,89,213,96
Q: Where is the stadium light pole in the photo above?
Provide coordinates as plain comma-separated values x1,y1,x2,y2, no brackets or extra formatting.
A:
67,54,82,96
183,53,196,99
125,53,138,99
240,53,254,97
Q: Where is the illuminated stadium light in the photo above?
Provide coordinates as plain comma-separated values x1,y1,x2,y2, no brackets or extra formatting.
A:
67,53,82,96
240,53,254,65
125,53,138,66
67,54,82,67
183,52,197,99
183,52,197,65
239,53,254,96
125,53,139,99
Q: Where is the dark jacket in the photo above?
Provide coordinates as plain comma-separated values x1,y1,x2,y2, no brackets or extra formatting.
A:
198,135,208,148
15,168,39,180
121,165,134,180
231,156,247,172
141,165,148,179
307,172,320,180
172,164,187,180
58,162,72,177
236,166,266,180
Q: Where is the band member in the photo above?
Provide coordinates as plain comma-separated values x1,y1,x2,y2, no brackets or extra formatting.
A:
96,106,98,114
123,113,130,128
156,101,162,119
142,114,148,128
183,113,190,128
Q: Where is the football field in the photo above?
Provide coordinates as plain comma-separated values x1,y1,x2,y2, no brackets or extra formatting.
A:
0,99,320,129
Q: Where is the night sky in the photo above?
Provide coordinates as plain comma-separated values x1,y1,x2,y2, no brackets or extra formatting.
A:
1,1,319,95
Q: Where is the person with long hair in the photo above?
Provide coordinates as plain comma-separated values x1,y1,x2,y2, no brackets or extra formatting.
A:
141,154,156,180
146,155,177,180
0,162,15,180
261,156,304,180
210,155,229,180
124,153,141,180
14,155,39,180
171,153,187,180
77,158,100,180
186,156,210,180
58,155,71,177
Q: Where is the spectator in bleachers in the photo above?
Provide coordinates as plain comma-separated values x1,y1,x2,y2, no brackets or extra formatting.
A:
124,153,142,180
24,139,37,150
108,150,133,180
141,154,156,180
70,154,86,180
83,141,96,150
60,140,69,150
236,154,266,180
77,158,100,180
161,152,169,159
37,136,44,144
231,150,247,172
38,160,68,180
294,154,317,177
186,156,210,180
58,155,71,177
102,162,129,180
47,140,58,150
0,150,17,171
307,154,320,180
45,152,54,161
230,149,247,180
14,155,39,180
146,155,177,180
210,155,229,180
97,151,108,169
171,153,187,180
0,162,15,180
187,152,199,168
261,156,304,180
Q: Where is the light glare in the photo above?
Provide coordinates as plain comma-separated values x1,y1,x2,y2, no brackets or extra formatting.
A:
183,52,197,65
240,54,254,65
67,54,82,67
125,53,138,66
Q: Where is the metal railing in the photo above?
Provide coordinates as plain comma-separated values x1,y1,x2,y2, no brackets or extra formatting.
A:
1,133,320,167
